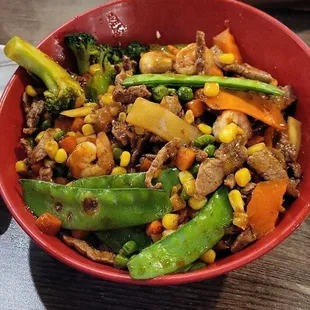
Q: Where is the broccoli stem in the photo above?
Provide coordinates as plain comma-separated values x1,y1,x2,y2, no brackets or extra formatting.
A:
121,74,285,96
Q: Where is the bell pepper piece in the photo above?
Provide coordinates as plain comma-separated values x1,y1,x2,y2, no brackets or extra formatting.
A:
203,90,287,130
287,116,302,160
247,179,288,239
127,186,233,279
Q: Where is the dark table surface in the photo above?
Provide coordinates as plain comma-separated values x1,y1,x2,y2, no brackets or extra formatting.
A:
0,1,309,309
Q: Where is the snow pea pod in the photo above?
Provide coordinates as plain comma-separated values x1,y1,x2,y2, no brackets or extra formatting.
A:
127,186,233,279
21,180,173,231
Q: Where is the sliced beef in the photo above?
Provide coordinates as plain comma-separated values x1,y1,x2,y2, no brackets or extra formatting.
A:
274,85,296,110
194,148,208,163
160,96,183,117
223,63,273,83
20,138,33,156
145,138,180,189
149,134,166,145
215,137,248,175
111,120,130,146
288,162,302,178
131,133,150,165
194,158,225,199
270,148,286,169
274,131,297,163
115,56,136,85
240,182,256,195
38,166,53,182
195,31,206,74
62,235,115,265
231,228,257,253
113,85,151,104
224,174,236,189
287,178,300,198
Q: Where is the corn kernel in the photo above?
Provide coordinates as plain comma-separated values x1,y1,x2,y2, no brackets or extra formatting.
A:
198,123,212,135
233,212,248,230
219,123,244,143
228,190,245,213
247,142,266,155
126,104,133,114
111,167,127,175
179,171,194,185
161,230,175,238
184,110,195,124
44,141,59,160
162,214,179,230
134,126,145,135
83,102,99,109
100,93,114,105
183,179,196,196
54,148,68,164
108,85,115,93
170,193,186,211
15,160,28,173
25,85,37,97
82,124,95,136
235,168,251,187
35,131,45,143
66,131,76,137
203,82,220,97
279,205,286,213
200,249,216,264
118,112,127,123
188,197,207,210
84,114,97,124
217,53,236,65
88,63,102,75
120,151,131,167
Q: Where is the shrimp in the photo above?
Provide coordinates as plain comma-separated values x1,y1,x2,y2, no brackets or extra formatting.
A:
213,110,253,141
139,51,175,74
174,43,197,75
67,132,114,178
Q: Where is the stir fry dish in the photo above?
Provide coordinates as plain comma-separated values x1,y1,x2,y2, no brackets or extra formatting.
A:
5,29,302,279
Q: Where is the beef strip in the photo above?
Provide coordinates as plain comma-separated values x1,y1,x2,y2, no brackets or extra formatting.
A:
288,178,300,198
61,235,115,265
194,148,208,163
20,138,33,156
131,133,150,165
145,138,180,189
38,166,53,182
274,131,297,163
210,45,224,68
111,120,130,146
195,31,206,74
231,228,257,253
160,96,184,117
224,174,236,189
149,134,166,145
215,137,248,175
223,63,273,83
270,148,286,169
274,85,296,110
241,182,256,195
194,158,225,199
288,162,302,178
114,56,136,85
113,85,151,104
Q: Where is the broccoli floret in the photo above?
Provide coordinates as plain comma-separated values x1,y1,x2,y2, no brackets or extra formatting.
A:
126,42,149,61
64,32,98,75
4,36,85,115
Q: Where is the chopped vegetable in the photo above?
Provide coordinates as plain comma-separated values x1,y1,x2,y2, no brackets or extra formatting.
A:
218,123,244,143
146,220,163,236
203,82,220,97
122,74,284,96
288,116,302,160
185,99,205,117
176,147,196,171
200,249,216,264
35,212,62,236
162,213,179,230
152,85,169,102
247,142,267,155
126,98,201,145
193,134,215,148
203,90,287,130
127,187,233,279
59,136,77,154
114,254,129,269
247,179,288,239
235,168,251,187
40,119,53,131
71,117,84,132
121,240,138,256
204,144,217,157
177,86,194,102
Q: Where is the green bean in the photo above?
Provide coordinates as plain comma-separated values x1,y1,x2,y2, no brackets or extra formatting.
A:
114,254,128,269
121,240,138,256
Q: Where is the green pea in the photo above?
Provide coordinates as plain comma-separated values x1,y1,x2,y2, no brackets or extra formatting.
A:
190,163,200,177
177,86,194,102
193,134,215,148
26,136,34,148
121,240,138,256
53,130,65,141
204,144,217,157
113,147,123,162
114,254,129,269
40,119,53,131
189,261,206,271
168,88,177,96
152,85,169,102
53,164,68,178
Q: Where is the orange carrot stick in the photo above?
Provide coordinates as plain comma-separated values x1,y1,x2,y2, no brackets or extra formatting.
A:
35,213,62,236
176,147,196,171
185,99,205,117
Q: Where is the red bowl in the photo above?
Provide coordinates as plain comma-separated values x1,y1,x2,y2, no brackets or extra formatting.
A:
0,0,309,285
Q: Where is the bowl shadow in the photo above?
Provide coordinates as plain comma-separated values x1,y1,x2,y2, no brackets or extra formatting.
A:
29,241,225,310
0,196,12,235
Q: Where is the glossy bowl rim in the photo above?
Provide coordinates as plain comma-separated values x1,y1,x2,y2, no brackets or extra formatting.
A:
0,0,309,285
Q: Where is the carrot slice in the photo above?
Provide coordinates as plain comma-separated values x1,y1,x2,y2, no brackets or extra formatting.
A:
35,213,62,236
59,136,77,154
247,136,264,147
146,220,163,235
185,99,205,117
71,117,85,132
247,179,288,239
176,147,196,171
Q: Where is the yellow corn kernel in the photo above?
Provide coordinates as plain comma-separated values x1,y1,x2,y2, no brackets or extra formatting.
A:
15,160,27,173
120,151,131,167
188,197,207,210
235,168,251,187
44,141,59,160
118,112,127,123
184,110,195,124
126,104,133,114
25,85,37,97
82,124,95,136
35,131,45,143
161,229,175,238
108,85,115,93
219,123,244,143
247,142,266,156
162,214,179,230
100,93,114,105
111,166,127,175
183,179,196,196
228,190,245,213
134,126,145,135
233,212,248,230
84,114,97,124
54,148,68,164
200,249,216,264
60,106,93,118
66,131,76,137
198,123,212,135
279,205,286,213
179,171,194,185
217,53,236,65
83,102,99,109
203,82,220,97
88,63,102,76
